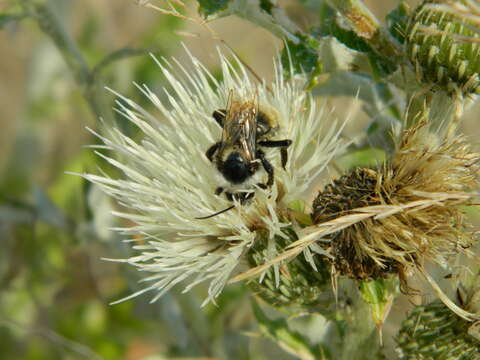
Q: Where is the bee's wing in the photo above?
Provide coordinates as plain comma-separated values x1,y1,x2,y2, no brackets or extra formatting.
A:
221,103,257,161
242,108,257,160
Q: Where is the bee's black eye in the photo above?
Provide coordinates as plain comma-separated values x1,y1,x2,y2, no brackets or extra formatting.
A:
221,152,252,184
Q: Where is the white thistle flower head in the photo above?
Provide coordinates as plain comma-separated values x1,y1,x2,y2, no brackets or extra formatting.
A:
79,48,346,305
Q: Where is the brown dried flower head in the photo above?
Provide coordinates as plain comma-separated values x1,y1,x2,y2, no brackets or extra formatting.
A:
312,122,479,283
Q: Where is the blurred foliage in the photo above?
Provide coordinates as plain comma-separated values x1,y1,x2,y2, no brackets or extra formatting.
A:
0,0,264,359
251,300,326,360
197,0,231,16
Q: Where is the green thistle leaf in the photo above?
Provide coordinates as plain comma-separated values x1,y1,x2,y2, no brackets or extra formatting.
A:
0,13,26,28
281,33,323,88
197,0,232,16
386,1,410,44
359,278,396,334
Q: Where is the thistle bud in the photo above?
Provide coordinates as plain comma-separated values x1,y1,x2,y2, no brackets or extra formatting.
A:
396,301,480,359
247,229,330,307
405,0,480,95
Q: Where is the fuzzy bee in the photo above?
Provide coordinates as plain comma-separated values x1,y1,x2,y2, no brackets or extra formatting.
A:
199,96,291,218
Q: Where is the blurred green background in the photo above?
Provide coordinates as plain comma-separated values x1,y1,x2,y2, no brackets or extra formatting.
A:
0,1,300,359
1,0,480,359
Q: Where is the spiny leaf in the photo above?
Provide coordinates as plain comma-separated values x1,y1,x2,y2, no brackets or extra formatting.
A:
316,5,397,76
386,1,410,45
282,33,322,88
259,0,274,14
316,6,371,53
197,0,232,17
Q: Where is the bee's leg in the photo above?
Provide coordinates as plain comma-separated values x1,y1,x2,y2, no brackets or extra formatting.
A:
258,139,292,169
225,192,235,201
212,109,226,128
243,191,255,202
206,141,222,162
280,148,288,169
258,139,292,148
230,191,255,203
256,149,274,187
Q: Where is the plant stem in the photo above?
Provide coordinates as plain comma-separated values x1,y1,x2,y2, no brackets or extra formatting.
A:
337,281,382,360
19,0,108,120
25,0,89,84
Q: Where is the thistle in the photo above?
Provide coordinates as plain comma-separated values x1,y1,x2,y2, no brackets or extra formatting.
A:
229,117,479,322
405,0,480,95
396,301,480,359
247,228,330,307
75,49,346,305
396,270,480,359
311,121,479,284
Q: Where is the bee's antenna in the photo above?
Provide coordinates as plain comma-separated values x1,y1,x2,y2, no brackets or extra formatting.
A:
195,204,236,220
217,39,267,89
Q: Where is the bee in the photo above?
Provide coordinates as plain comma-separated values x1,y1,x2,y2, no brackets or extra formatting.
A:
197,96,292,218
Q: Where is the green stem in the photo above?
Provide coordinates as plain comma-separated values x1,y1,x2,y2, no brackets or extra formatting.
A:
19,0,108,120
336,281,382,360
26,0,89,84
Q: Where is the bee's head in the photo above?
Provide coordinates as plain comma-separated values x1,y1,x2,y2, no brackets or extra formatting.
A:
220,152,255,184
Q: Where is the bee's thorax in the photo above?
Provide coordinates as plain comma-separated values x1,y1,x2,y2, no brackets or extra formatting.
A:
219,152,255,184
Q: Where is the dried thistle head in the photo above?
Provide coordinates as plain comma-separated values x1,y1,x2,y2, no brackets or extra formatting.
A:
312,167,399,280
405,0,480,95
312,122,479,282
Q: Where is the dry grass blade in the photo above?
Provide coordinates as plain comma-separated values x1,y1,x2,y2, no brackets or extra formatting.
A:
232,194,474,283
418,26,480,44
229,246,304,283
418,265,480,321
